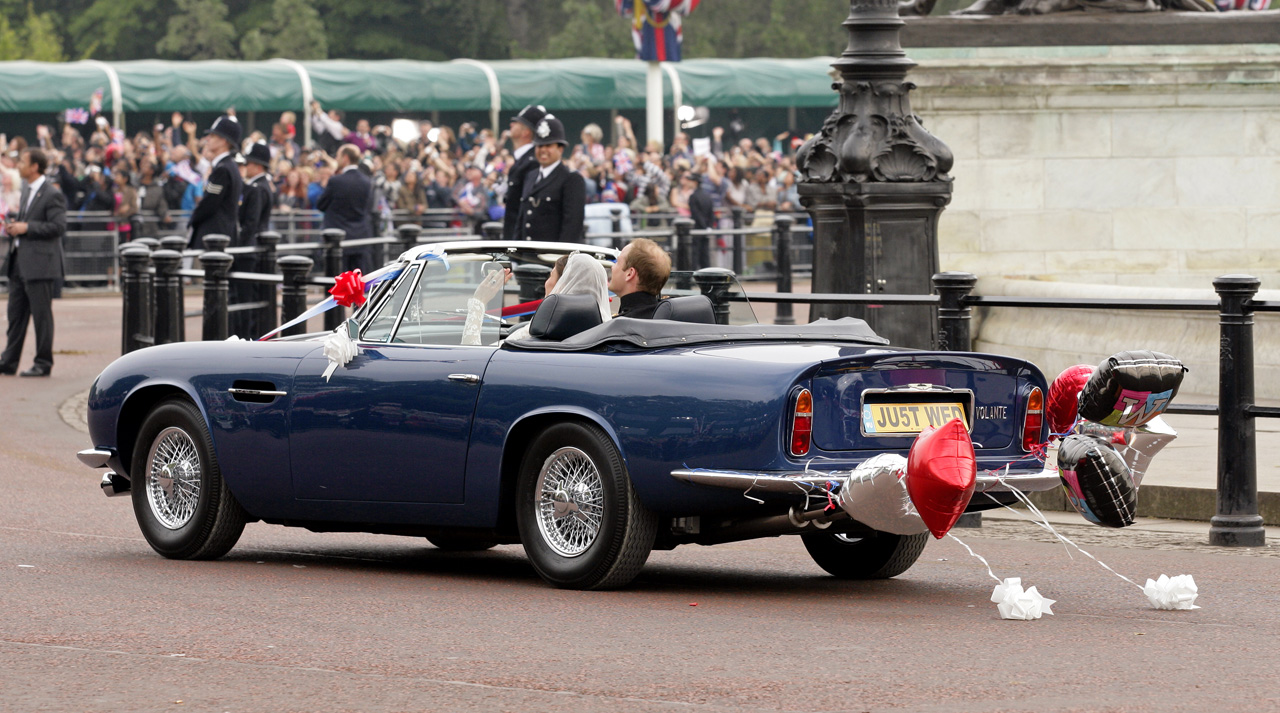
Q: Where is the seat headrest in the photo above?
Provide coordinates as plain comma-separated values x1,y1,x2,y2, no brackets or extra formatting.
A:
529,293,604,340
652,294,716,324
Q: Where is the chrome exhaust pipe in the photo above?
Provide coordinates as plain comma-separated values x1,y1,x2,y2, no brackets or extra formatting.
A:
100,472,130,497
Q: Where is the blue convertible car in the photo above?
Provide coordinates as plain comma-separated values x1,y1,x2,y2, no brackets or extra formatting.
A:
79,241,1059,589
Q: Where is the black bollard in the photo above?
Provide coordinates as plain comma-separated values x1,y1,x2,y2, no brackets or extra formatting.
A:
200,251,233,341
256,232,282,336
278,255,314,337
397,223,422,259
321,229,346,331
121,247,153,354
203,234,230,255
610,206,623,235
159,235,189,254
482,222,503,241
151,250,184,345
1210,275,1266,547
693,267,735,326
135,237,161,252
932,272,977,352
731,206,746,277
774,215,795,326
673,218,694,272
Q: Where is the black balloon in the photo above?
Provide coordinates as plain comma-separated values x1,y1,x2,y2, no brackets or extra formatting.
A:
1057,434,1137,529
1077,350,1186,428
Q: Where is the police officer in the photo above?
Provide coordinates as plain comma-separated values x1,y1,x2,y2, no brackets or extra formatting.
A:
230,141,274,337
189,114,243,251
516,115,586,243
503,104,546,240
238,141,273,246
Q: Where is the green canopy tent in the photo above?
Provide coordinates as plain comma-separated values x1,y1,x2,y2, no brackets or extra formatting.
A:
0,57,838,144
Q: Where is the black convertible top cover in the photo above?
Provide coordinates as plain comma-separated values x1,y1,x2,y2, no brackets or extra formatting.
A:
502,317,889,352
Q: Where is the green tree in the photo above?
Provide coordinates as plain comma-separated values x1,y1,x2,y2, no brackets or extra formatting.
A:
0,13,20,60
19,3,64,60
71,0,168,61
262,0,328,60
156,0,237,60
543,0,632,59
239,28,267,61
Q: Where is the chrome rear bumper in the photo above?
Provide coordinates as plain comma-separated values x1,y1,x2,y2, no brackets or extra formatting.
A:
671,466,1060,494
77,448,112,468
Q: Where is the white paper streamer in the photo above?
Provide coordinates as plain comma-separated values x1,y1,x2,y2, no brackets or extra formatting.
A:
991,577,1056,620
320,327,359,382
1144,574,1200,610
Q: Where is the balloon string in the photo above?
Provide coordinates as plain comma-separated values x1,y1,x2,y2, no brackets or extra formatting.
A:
984,488,1144,592
947,533,1003,584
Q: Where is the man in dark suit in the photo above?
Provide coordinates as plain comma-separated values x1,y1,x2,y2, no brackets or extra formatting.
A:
189,115,243,251
515,116,586,243
316,144,374,272
684,171,716,231
502,104,546,240
607,237,671,320
2,148,66,377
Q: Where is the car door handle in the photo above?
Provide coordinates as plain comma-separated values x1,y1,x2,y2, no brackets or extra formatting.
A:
448,374,481,384
228,388,288,397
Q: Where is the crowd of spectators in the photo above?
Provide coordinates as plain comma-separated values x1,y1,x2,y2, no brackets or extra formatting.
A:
1,103,809,242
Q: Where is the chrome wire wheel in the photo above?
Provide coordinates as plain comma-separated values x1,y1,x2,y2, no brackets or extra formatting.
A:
535,446,605,557
145,426,202,530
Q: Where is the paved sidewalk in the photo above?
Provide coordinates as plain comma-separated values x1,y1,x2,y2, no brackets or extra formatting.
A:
4,290,1277,524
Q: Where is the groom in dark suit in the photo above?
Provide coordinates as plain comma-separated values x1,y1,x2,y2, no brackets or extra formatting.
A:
515,115,586,243
2,148,66,377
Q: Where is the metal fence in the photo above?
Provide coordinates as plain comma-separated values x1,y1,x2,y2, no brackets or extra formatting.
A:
2,205,810,292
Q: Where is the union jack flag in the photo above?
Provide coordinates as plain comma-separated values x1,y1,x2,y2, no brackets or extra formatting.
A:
64,107,90,125
617,0,701,63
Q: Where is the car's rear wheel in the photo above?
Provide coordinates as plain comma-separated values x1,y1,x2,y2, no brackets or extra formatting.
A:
801,530,930,579
426,535,497,551
516,422,657,590
131,398,247,560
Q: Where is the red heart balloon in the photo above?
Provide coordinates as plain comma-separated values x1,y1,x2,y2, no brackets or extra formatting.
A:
1047,364,1095,435
906,418,977,539
329,269,367,308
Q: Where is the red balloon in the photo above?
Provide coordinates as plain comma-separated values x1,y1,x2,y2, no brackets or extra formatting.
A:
906,418,977,539
329,269,367,308
1048,364,1095,435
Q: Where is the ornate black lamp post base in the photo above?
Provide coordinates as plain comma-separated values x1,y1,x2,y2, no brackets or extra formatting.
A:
798,0,953,348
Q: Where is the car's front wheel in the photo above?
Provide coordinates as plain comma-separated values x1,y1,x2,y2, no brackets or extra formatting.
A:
131,398,247,560
516,422,657,590
801,530,929,579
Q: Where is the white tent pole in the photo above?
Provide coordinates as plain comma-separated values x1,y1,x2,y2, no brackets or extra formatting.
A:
271,58,313,149
81,60,123,131
646,61,663,149
661,62,682,145
452,59,501,134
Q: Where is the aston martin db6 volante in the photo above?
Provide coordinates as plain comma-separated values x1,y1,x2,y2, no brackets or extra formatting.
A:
79,240,1064,590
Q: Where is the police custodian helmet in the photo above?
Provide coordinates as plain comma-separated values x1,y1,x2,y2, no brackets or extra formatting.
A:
533,115,568,147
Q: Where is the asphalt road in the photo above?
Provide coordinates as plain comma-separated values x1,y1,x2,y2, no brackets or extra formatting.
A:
3,297,1280,713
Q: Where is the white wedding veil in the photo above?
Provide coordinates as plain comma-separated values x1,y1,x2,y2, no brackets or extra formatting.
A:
549,253,612,323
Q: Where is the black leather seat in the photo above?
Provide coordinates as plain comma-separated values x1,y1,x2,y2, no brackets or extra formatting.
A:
652,294,716,324
529,293,604,340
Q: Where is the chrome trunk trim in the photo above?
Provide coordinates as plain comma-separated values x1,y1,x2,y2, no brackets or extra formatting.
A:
671,466,1061,494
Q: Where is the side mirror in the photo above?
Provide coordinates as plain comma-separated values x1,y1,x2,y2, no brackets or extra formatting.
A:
345,317,360,341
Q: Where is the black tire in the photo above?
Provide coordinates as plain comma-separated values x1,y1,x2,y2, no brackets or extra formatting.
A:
516,422,657,590
426,536,497,552
130,398,247,560
801,530,930,579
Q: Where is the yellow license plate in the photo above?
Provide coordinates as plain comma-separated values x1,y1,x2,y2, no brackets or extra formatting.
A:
862,402,968,435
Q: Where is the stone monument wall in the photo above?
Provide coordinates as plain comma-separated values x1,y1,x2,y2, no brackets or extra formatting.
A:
907,44,1280,289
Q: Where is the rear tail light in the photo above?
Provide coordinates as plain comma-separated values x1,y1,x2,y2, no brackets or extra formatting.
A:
790,388,813,456
1022,387,1044,452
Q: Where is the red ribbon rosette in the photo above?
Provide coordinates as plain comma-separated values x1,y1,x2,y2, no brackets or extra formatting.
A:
329,269,366,308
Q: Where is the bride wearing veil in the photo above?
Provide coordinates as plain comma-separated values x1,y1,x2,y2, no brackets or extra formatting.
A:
464,253,611,345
